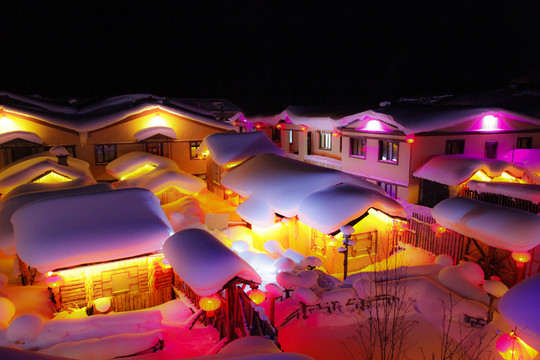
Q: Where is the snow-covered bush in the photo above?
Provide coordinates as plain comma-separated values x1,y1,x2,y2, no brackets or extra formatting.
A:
273,257,296,272
265,283,284,298
438,262,489,304
294,287,318,306
297,270,319,289
276,272,300,291
299,256,323,269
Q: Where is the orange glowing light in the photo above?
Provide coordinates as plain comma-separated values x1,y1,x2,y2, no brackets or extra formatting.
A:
199,294,221,316
256,123,262,129
496,332,538,360
332,131,339,137
431,223,446,237
247,289,266,305
46,274,65,288
406,134,415,144
301,125,307,132
119,164,156,181
511,251,531,268
276,124,282,129
232,121,237,126
225,189,234,195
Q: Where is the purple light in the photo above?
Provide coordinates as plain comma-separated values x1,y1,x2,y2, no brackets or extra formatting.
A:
364,119,384,132
481,115,499,131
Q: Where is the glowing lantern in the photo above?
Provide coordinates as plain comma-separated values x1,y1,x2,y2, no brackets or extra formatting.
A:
511,251,532,268
231,121,237,126
225,189,234,196
247,289,266,305
45,274,65,288
406,134,415,144
431,223,446,237
255,123,262,129
199,295,221,317
332,131,339,137
301,125,307,132
395,221,408,232
276,123,282,129
496,332,538,360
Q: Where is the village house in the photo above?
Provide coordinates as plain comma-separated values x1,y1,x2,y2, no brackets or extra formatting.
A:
0,92,238,181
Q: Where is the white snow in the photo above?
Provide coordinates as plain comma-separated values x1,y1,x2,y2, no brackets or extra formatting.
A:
482,279,508,298
12,188,173,273
48,146,70,157
0,183,113,255
273,257,296,272
503,148,540,176
263,240,285,255
294,288,319,306
107,152,206,194
283,249,305,264
0,130,43,145
162,228,261,296
222,153,390,229
133,126,177,141
7,313,45,343
468,180,540,203
319,288,356,307
296,271,319,289
0,153,96,194
438,262,490,305
276,272,300,290
432,197,540,252
197,132,286,166
297,183,407,234
413,154,526,186
499,273,540,349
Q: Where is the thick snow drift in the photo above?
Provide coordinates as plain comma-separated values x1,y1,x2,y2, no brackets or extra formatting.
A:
0,183,113,255
198,132,286,166
413,155,525,186
432,197,540,252
499,273,540,349
0,130,42,145
298,183,407,234
163,228,261,296
0,153,95,194
468,180,540,203
106,152,206,194
133,126,177,141
12,188,173,272
221,153,387,228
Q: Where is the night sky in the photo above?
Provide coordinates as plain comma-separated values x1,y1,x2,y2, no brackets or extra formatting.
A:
2,2,540,110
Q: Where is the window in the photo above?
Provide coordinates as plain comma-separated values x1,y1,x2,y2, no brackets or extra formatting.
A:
145,142,163,156
288,130,293,145
350,138,366,158
378,181,398,198
272,127,281,142
517,137,532,149
319,132,332,150
378,140,398,163
190,141,202,159
445,140,465,155
484,141,498,159
95,144,117,164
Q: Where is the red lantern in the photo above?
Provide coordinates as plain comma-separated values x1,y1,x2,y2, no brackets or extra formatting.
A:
247,288,266,305
199,294,221,317
276,123,282,129
46,274,65,288
332,131,339,137
301,125,307,132
496,332,538,360
406,134,415,144
431,223,446,237
256,123,262,129
511,251,532,268
231,121,237,126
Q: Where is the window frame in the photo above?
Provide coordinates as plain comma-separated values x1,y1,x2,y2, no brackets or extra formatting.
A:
189,141,202,160
516,137,532,149
94,144,117,165
378,181,398,199
349,137,367,159
445,139,465,155
378,139,399,164
484,141,498,159
319,131,332,150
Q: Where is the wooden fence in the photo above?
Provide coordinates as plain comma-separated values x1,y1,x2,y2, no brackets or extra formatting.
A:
460,188,540,214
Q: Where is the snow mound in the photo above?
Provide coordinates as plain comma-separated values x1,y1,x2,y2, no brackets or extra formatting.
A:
264,240,285,256
13,188,172,272
7,314,45,343
106,151,179,176
299,256,323,269
295,287,318,305
198,132,286,166
276,272,300,290
438,262,489,304
320,288,356,306
0,297,15,326
133,126,177,141
283,249,305,264
0,153,95,194
432,197,540,252
297,271,319,289
273,257,296,272
48,146,70,157
265,283,284,298
231,241,250,254
413,154,526,186
482,279,508,298
499,273,540,349
435,254,454,267
163,229,261,296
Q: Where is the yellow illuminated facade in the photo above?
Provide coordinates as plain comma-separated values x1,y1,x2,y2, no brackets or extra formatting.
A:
33,171,72,184
119,164,157,180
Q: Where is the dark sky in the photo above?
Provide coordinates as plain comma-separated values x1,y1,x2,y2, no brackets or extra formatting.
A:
2,1,539,110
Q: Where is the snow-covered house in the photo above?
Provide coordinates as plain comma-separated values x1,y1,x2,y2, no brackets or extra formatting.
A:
221,153,408,273
0,148,96,195
11,188,174,312
106,151,206,204
0,92,238,181
163,228,272,343
197,132,285,197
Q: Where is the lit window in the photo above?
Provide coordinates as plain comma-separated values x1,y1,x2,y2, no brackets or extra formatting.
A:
289,130,293,144
350,138,366,158
190,141,202,159
95,144,117,164
445,140,465,155
378,181,398,198
319,132,332,150
378,140,398,163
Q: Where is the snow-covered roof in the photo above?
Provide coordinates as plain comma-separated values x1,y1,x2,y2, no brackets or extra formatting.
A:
0,130,42,144
499,273,540,350
0,92,235,132
221,153,389,229
0,183,113,256
412,155,526,186
467,180,540,203
107,152,206,194
432,197,540,252
0,153,96,194
133,126,178,141
198,132,286,166
162,228,261,296
298,183,407,234
503,148,540,177
13,188,173,272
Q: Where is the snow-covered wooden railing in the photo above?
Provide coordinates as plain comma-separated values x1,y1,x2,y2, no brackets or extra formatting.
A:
459,188,540,214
